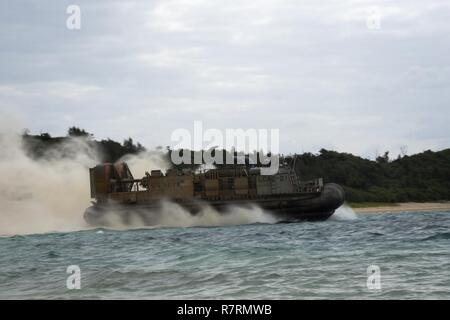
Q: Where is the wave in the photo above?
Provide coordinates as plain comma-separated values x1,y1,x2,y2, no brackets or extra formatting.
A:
421,232,450,241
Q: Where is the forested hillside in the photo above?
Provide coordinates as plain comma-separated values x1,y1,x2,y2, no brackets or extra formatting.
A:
290,149,450,202
22,127,145,163
21,127,450,203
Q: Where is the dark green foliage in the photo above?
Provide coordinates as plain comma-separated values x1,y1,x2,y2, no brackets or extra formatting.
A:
67,127,93,138
22,132,68,158
22,130,146,163
122,138,145,155
21,128,450,202
287,148,450,203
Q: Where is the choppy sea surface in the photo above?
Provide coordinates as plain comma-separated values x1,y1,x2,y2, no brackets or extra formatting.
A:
0,209,449,299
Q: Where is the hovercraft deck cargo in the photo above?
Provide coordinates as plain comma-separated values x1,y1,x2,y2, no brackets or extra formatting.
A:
84,162,345,226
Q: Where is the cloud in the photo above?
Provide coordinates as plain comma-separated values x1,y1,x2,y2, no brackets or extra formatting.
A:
0,0,449,157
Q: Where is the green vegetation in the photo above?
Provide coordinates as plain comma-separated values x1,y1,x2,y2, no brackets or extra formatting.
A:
286,149,450,203
21,128,450,203
22,127,145,163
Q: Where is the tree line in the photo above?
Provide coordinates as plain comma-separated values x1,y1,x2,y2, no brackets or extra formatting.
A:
22,127,145,163
21,127,450,203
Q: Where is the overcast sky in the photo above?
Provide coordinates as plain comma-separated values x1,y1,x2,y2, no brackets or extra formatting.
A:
1,0,449,158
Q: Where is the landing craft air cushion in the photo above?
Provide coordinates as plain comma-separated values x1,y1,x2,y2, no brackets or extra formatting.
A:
84,162,345,226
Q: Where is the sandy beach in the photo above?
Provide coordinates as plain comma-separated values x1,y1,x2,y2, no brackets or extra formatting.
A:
353,202,450,214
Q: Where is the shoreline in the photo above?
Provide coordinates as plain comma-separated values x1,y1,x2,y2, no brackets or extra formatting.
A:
352,202,450,214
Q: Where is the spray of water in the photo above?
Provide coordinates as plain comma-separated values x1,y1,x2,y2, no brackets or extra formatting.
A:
119,151,171,178
330,203,358,221
102,201,278,229
0,119,277,236
0,125,97,236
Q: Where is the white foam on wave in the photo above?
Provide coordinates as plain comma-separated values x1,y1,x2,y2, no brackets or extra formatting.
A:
330,204,358,221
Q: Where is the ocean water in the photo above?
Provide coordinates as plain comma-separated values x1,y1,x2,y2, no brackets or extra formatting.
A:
0,209,449,299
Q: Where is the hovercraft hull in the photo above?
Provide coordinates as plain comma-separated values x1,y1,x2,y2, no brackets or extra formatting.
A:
84,183,345,226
